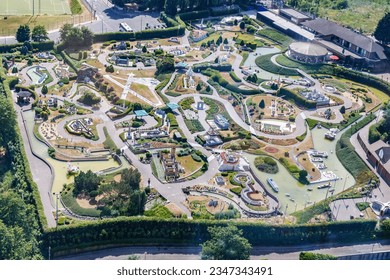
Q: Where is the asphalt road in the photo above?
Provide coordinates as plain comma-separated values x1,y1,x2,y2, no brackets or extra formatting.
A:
59,239,390,260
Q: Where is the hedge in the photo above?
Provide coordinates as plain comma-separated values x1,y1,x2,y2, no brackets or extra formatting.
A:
336,113,376,179
202,68,262,95
255,53,299,76
60,51,78,72
42,217,378,257
177,10,210,21
194,63,232,72
277,87,317,109
0,41,54,53
229,71,242,82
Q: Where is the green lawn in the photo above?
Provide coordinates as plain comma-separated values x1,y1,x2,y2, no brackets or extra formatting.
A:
255,53,299,76
275,54,334,74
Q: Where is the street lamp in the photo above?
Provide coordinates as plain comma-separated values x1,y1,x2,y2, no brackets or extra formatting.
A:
53,192,62,227
342,174,349,191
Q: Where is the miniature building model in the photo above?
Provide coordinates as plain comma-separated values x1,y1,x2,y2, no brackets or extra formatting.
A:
214,114,230,130
191,30,208,42
217,151,250,171
160,148,180,181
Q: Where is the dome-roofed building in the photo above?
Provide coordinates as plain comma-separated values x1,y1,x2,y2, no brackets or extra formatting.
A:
287,42,328,63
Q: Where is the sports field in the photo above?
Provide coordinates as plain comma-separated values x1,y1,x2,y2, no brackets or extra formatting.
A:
0,0,71,15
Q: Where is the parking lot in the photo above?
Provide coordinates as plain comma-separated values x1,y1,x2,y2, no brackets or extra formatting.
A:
100,7,163,32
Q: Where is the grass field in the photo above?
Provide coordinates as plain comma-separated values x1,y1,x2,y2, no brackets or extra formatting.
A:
0,0,71,15
0,0,90,36
317,0,388,34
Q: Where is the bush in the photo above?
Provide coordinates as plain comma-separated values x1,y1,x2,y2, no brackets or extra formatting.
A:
299,252,337,260
368,125,381,144
230,187,242,196
254,156,278,174
191,152,202,162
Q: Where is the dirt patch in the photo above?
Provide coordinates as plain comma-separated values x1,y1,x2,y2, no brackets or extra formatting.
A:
262,138,298,146
76,198,97,209
113,174,122,183
205,199,227,214
165,203,184,217
265,146,279,153
297,152,321,181
248,192,266,201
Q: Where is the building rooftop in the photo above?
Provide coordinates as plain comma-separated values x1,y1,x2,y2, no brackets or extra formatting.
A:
280,8,311,20
302,18,387,60
257,11,315,40
289,42,328,56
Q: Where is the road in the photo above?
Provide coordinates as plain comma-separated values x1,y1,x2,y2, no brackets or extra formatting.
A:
59,239,390,260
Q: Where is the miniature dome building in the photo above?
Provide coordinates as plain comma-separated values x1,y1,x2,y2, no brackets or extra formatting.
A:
287,42,328,63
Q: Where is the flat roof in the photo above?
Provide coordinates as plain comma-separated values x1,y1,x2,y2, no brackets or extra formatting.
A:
134,110,148,117
257,11,315,41
280,8,310,20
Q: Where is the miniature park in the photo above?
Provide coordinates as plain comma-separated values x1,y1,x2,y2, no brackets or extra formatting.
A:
1,2,390,232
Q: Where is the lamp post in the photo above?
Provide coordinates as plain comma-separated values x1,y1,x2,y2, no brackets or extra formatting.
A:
342,174,349,191
53,192,62,227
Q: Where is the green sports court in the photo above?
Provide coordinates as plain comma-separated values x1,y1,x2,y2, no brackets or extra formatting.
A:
0,0,71,15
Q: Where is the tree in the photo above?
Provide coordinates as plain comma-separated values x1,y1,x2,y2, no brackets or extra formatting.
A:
27,59,33,66
299,170,308,181
374,12,390,44
223,38,228,45
41,85,48,95
339,105,346,114
142,45,147,53
156,55,175,75
239,21,245,29
196,83,202,91
105,65,115,73
206,85,211,92
259,99,265,109
59,23,73,42
59,24,93,47
31,25,48,42
240,40,245,47
78,91,101,106
11,67,18,74
201,225,252,260
164,0,178,15
81,26,94,46
16,25,30,43
74,170,100,195
216,35,223,46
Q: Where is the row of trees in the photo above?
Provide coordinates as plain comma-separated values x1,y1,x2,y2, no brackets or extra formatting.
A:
0,78,44,259
16,25,48,43
59,23,94,48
